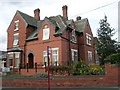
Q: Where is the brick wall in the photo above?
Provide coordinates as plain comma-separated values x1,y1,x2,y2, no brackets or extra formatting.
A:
2,63,120,88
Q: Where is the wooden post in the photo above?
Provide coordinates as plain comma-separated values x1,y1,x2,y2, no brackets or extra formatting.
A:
35,62,37,73
27,63,29,72
6,54,9,67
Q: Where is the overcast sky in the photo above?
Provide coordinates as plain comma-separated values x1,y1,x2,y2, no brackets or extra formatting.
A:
0,0,119,51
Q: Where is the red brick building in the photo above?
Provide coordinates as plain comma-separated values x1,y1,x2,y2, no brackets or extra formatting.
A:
6,5,95,70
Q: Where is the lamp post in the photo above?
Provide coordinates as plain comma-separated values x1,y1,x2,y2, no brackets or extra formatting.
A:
47,46,51,90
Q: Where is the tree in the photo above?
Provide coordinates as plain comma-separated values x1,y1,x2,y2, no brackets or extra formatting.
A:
97,15,117,65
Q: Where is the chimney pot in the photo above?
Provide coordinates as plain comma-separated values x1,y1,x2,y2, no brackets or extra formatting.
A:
62,5,68,20
34,8,40,21
76,16,81,21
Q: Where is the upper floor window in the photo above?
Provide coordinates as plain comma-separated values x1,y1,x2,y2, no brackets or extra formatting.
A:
88,51,92,64
13,33,19,47
43,27,50,40
71,29,76,43
14,20,19,31
86,33,92,45
71,49,78,62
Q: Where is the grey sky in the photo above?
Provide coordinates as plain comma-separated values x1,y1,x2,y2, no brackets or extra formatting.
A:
0,0,119,51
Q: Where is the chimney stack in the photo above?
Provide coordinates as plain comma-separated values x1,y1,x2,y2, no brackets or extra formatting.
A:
34,8,40,21
62,5,68,20
76,16,81,21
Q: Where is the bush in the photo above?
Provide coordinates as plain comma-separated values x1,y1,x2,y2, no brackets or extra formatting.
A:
50,60,105,76
105,53,120,65
72,60,105,75
72,60,90,75
50,65,72,75
89,65,105,75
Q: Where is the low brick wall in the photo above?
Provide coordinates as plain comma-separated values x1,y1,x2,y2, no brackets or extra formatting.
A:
19,68,47,76
2,63,120,88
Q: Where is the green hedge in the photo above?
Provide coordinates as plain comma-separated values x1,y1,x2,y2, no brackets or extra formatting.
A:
105,53,120,64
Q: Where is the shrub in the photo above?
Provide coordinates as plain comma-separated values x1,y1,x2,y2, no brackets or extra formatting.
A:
50,65,72,75
72,60,90,75
72,60,105,75
105,53,120,65
89,65,105,75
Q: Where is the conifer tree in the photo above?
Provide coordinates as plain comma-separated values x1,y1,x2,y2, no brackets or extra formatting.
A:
97,15,117,65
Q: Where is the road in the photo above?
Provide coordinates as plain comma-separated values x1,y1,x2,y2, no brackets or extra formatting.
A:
2,87,120,90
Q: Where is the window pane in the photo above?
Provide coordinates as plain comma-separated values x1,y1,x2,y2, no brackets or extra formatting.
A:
71,49,78,61
13,35,18,46
52,49,58,66
15,52,20,58
15,58,20,67
52,50,57,54
88,51,92,63
71,30,76,42
43,28,50,40
14,20,19,30
43,51,47,56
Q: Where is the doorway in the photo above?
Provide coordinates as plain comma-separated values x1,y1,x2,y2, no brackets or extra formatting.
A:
28,53,34,68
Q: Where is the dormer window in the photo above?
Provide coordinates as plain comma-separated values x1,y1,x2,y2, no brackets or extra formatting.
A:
71,29,76,43
86,33,92,45
14,20,19,31
13,33,19,47
43,25,50,40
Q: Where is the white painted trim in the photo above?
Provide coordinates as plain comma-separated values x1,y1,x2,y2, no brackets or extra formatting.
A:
14,20,19,23
8,52,13,54
14,33,19,36
71,49,77,52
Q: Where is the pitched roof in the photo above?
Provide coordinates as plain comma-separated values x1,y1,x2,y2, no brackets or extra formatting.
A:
75,18,88,33
17,10,37,27
27,15,68,40
14,10,88,41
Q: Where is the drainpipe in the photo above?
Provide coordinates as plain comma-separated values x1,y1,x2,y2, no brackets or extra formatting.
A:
68,30,71,65
77,32,83,61
77,35,80,61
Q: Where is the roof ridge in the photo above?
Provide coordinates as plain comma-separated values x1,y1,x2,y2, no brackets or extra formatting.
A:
17,10,36,20
17,10,37,27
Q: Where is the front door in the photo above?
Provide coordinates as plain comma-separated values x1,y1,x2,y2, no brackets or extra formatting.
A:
28,53,34,68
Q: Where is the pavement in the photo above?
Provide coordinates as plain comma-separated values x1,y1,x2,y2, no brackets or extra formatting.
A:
1,87,120,90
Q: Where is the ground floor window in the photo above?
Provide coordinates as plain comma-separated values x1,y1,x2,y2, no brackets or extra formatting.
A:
88,51,92,64
15,52,20,68
71,49,78,62
8,53,13,67
43,48,59,66
43,51,48,66
8,52,20,68
52,48,59,66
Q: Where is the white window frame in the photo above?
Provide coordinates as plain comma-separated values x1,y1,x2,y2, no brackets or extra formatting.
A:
15,52,20,68
71,49,78,62
13,33,19,47
43,51,47,67
14,20,19,31
88,51,92,64
8,52,13,67
52,48,59,66
43,28,50,40
71,29,76,43
86,33,92,45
